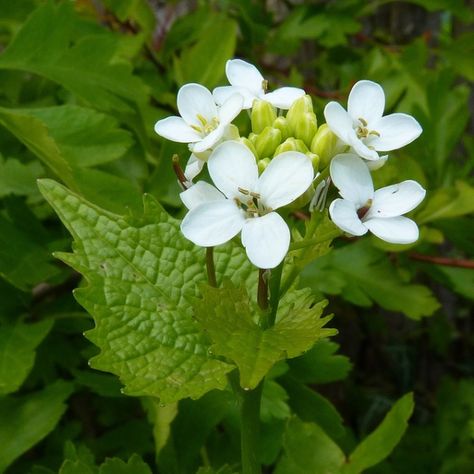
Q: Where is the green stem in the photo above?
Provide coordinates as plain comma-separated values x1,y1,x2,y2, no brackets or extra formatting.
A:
257,268,268,311
240,382,264,474
266,262,283,328
206,247,217,287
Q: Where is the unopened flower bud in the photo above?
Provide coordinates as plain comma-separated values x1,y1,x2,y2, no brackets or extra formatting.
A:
295,112,318,147
310,124,345,168
248,132,258,146
224,124,240,140
274,137,308,156
273,116,290,141
306,152,320,171
258,157,271,173
239,137,258,157
251,100,277,134
255,126,282,158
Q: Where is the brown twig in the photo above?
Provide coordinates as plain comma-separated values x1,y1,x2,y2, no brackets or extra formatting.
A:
409,253,474,269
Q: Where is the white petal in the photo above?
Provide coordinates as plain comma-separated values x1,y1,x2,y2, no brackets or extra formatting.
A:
347,133,381,161
177,83,217,127
324,102,354,143
329,198,368,236
184,154,205,182
207,141,258,199
181,200,245,247
226,59,264,94
190,125,225,153
218,93,244,124
241,213,290,269
365,155,388,170
347,80,385,125
180,181,224,210
257,151,314,210
213,86,256,109
330,153,374,207
154,116,202,143
370,113,423,151
364,216,419,244
264,87,305,109
365,180,426,219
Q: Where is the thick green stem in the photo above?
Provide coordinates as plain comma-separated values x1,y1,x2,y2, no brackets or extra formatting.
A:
206,247,217,287
240,382,264,474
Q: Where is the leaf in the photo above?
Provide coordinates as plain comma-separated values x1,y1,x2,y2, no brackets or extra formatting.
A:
280,376,345,440
417,181,474,224
0,320,53,395
20,105,134,167
302,240,440,319
275,417,346,474
342,393,414,474
173,13,237,89
38,179,235,404
288,339,352,384
0,2,148,112
0,107,75,188
0,213,60,289
99,454,152,474
261,380,291,422
0,381,73,472
0,155,43,198
194,282,335,389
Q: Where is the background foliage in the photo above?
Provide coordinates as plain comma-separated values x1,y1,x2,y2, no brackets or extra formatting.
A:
0,0,472,473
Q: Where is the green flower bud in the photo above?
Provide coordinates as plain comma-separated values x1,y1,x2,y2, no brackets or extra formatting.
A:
224,124,240,140
295,111,318,147
239,137,258,157
273,138,309,156
273,116,290,141
248,132,258,146
258,157,271,173
251,99,277,134
306,152,320,171
310,124,345,168
255,126,282,158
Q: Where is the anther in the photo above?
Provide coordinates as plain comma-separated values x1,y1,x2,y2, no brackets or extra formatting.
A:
358,117,368,127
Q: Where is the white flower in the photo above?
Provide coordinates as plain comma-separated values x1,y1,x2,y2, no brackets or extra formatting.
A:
329,153,426,244
324,80,422,162
154,83,243,153
213,59,305,110
180,141,314,268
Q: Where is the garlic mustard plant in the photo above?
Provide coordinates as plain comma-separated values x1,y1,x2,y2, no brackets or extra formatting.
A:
213,59,305,109
154,83,243,153
180,141,314,268
324,80,422,163
329,154,426,243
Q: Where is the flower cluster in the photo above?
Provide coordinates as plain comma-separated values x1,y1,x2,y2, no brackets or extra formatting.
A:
154,59,426,269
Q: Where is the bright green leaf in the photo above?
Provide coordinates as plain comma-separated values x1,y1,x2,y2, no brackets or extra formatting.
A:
0,2,148,112
261,380,291,422
38,179,235,404
99,454,152,474
0,320,53,395
342,393,415,474
173,13,237,89
275,417,345,474
194,282,335,389
0,381,73,472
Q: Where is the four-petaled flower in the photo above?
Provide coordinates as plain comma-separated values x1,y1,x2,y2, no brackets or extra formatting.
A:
180,141,314,268
154,83,243,153
213,59,305,110
324,80,422,162
329,154,426,244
